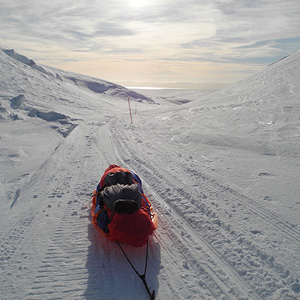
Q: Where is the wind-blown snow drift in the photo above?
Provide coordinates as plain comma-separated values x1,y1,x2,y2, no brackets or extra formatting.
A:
1,47,300,300
2,48,155,103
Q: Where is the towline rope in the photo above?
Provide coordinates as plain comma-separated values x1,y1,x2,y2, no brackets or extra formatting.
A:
116,238,155,300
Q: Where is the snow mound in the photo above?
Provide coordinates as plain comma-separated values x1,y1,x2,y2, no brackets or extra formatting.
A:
10,94,26,109
0,104,8,120
63,74,155,103
3,49,54,76
2,92,78,137
1,48,154,103
164,48,300,159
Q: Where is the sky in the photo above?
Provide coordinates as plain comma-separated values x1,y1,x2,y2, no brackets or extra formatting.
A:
1,0,300,88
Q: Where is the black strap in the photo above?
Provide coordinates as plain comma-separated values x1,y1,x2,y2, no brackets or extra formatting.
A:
116,239,155,300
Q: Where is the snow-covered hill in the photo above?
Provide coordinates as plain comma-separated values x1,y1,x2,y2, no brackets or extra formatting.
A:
144,49,300,222
0,48,300,300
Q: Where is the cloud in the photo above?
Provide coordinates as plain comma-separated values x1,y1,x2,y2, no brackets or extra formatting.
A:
94,25,136,37
1,0,300,84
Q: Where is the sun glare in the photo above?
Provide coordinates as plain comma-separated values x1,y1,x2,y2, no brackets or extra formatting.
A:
128,0,147,8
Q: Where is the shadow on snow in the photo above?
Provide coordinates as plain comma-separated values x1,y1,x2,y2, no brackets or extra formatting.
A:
84,222,161,300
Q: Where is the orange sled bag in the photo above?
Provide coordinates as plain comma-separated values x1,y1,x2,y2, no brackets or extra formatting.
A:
91,165,158,247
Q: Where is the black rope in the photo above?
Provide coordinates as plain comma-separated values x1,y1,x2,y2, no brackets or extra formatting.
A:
116,239,155,300
144,238,149,276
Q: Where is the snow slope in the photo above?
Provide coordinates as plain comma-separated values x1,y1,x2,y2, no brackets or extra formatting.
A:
0,48,300,300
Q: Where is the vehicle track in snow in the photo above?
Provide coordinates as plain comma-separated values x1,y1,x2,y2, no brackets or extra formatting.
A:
22,121,157,300
0,124,96,299
181,165,300,243
23,122,112,300
2,114,297,300
108,119,263,300
108,117,299,300
1,121,129,300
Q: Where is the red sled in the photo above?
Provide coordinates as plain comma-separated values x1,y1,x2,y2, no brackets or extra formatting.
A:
91,165,158,247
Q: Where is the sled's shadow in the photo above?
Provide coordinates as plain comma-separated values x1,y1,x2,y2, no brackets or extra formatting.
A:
84,223,161,300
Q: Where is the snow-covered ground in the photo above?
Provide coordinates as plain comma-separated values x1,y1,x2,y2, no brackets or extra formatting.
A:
0,47,300,300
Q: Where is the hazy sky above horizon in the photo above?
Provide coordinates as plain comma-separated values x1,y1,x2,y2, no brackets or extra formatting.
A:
1,0,300,86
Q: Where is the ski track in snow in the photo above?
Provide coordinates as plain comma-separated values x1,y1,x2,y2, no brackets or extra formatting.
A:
0,114,299,300
1,48,300,300
0,111,299,300
2,117,298,300
0,121,159,300
107,117,300,300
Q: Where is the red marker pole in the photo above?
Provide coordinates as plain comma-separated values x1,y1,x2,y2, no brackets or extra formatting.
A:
128,97,133,124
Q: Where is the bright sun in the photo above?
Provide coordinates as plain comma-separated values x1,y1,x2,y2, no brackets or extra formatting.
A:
128,0,147,8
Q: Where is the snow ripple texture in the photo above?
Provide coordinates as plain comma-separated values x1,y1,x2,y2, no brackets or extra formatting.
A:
1,48,300,300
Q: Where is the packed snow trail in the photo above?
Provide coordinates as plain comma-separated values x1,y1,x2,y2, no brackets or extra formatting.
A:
1,114,299,300
1,48,300,300
104,113,300,300
0,120,160,300
0,117,249,300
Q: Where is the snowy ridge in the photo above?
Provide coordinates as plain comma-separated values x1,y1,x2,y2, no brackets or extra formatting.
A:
1,47,300,300
1,48,155,104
